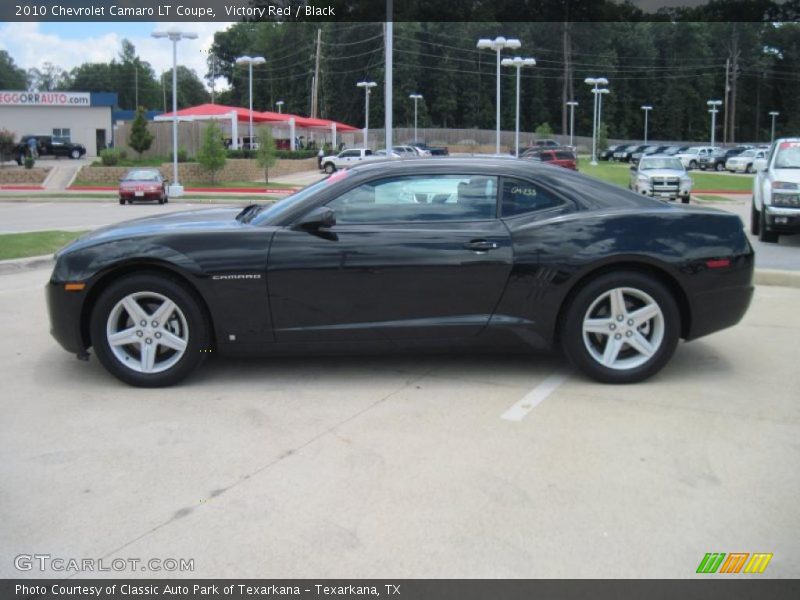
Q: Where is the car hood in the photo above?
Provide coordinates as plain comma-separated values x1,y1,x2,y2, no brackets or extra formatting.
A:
58,207,246,256
771,168,800,183
636,169,686,177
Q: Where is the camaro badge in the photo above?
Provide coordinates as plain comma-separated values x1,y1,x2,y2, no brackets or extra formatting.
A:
211,274,262,280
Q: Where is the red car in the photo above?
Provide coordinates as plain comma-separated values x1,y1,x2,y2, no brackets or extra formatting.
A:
521,148,578,171
118,168,168,205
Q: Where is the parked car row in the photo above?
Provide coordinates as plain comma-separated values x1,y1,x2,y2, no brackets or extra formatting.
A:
601,142,770,172
319,142,449,173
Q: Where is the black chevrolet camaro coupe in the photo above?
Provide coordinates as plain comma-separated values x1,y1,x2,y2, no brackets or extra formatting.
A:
46,158,754,387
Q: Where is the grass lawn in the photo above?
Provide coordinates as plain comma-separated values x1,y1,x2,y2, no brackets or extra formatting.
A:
578,157,754,192
71,179,298,189
0,230,87,260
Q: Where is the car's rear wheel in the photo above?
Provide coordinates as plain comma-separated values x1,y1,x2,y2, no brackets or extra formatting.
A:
561,272,680,383
90,274,210,387
750,203,760,235
324,162,336,174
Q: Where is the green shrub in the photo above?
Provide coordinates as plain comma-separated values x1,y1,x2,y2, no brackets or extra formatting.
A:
226,148,253,159
276,149,316,159
168,147,189,163
99,148,122,166
24,155,35,169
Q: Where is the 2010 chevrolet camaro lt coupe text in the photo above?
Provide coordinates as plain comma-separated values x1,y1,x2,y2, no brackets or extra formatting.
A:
46,158,754,387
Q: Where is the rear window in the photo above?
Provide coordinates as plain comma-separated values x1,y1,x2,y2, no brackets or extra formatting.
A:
555,151,575,160
501,178,564,217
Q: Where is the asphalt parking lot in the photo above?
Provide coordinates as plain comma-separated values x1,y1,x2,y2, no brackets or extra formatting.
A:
0,265,798,578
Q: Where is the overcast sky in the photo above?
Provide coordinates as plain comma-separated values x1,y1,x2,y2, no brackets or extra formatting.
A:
0,22,231,89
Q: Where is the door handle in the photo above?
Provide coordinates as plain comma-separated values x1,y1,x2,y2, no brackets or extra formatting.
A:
464,239,498,252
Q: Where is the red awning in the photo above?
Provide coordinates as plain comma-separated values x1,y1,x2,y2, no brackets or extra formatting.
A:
157,103,359,131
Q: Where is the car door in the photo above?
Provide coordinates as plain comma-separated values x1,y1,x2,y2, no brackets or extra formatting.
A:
266,173,513,342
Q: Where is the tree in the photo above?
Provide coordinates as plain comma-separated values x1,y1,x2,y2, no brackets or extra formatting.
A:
26,62,70,91
0,129,16,167
196,122,226,183
162,66,211,109
255,126,278,183
535,122,554,138
0,50,27,89
598,122,609,152
128,107,154,157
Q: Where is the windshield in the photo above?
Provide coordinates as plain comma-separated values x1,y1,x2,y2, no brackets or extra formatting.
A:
124,170,160,182
639,158,684,171
775,142,800,169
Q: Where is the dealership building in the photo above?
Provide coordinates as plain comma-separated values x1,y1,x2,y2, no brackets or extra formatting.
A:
0,90,117,156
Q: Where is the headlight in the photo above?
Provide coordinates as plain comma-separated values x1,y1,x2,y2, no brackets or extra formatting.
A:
681,177,692,186
772,181,799,191
637,175,650,182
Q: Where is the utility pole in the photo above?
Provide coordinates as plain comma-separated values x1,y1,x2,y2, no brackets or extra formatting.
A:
134,61,138,109
722,58,729,144
727,25,740,144
561,22,572,138
312,28,322,118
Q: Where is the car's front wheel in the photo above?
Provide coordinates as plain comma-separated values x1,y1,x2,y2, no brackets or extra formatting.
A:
715,162,725,172
90,273,210,387
759,208,779,243
746,163,754,174
324,162,336,174
689,160,698,170
70,149,81,159
681,195,690,204
561,272,680,383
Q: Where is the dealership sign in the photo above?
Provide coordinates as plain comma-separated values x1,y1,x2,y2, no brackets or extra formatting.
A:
0,91,90,106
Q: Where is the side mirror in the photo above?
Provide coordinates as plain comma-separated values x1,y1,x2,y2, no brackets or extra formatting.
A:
295,206,336,230
753,158,768,172
629,165,636,172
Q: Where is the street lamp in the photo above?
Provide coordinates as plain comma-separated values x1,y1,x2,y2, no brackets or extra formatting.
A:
596,88,610,159
566,100,578,148
151,28,198,198
501,57,536,157
276,100,284,114
235,55,266,151
641,105,653,145
356,81,377,148
585,77,608,165
409,93,423,143
769,111,779,143
477,36,522,155
707,100,723,148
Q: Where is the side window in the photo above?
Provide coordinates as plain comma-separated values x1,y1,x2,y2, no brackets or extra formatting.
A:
364,149,373,156
327,175,498,224
52,128,71,143
339,151,356,158
501,177,564,218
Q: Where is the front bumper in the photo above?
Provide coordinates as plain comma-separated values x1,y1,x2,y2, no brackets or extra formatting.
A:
764,204,800,232
46,279,88,356
120,190,162,201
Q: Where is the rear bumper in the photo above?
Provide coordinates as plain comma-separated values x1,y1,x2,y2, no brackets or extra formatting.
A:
120,190,162,201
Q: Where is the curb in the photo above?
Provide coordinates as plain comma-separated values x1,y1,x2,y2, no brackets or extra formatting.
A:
2,254,799,289
0,254,54,275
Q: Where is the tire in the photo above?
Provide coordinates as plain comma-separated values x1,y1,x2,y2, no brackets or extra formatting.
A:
715,162,725,172
560,271,680,384
689,160,698,170
70,149,80,159
324,162,336,174
745,163,753,174
119,197,125,205
750,202,760,235
758,208,779,243
90,273,210,387
158,195,165,205
681,195,690,204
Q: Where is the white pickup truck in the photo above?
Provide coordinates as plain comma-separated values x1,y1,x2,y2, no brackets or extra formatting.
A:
320,148,377,173
675,146,716,170
751,138,800,244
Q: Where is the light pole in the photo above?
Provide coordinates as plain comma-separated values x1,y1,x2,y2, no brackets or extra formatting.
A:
357,81,377,148
641,105,652,144
769,111,779,143
276,100,284,114
585,77,608,165
151,28,198,198
596,88,610,158
477,36,522,155
409,93,423,142
707,100,723,148
501,57,536,157
566,100,578,148
235,55,266,150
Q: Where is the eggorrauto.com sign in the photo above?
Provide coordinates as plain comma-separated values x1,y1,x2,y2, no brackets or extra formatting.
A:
0,91,91,106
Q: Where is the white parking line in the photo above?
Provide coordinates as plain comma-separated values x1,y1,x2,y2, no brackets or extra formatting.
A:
500,370,568,422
